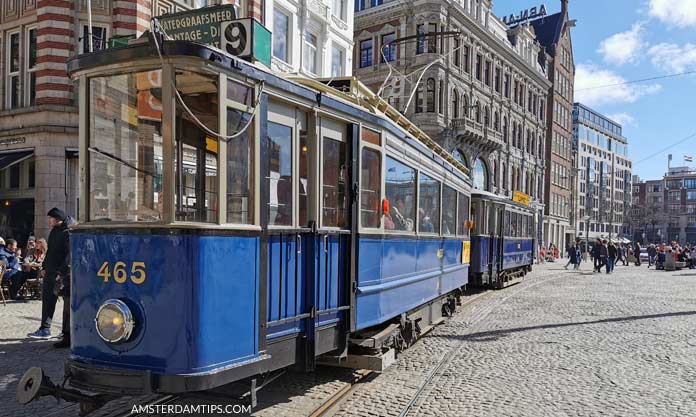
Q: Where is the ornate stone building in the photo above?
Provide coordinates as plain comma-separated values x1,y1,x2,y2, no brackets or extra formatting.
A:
528,0,576,249
353,0,551,206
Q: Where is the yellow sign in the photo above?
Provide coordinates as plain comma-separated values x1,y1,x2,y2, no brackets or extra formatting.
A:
462,241,471,264
513,191,530,206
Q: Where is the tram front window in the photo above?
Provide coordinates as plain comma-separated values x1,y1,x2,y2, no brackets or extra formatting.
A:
175,70,219,223
88,71,164,222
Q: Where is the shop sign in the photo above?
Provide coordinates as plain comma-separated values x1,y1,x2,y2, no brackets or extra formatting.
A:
513,191,531,206
502,4,547,26
0,137,26,146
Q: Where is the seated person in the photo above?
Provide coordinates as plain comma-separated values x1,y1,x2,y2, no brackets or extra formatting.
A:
11,238,47,299
390,199,414,232
418,208,434,233
1,239,22,298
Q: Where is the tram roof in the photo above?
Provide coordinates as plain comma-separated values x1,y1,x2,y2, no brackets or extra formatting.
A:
471,189,534,212
67,36,471,185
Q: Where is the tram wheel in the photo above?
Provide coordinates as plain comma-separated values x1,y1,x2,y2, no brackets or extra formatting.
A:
17,367,44,404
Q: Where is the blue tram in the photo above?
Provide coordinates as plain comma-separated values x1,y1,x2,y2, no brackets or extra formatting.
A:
468,191,535,289
17,34,473,411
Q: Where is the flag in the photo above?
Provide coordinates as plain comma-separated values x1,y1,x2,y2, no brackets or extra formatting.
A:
686,155,694,162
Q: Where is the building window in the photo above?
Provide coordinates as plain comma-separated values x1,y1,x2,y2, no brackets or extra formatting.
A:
495,67,501,93
82,25,107,53
415,86,423,113
303,32,318,74
6,32,20,109
370,0,383,6
472,158,488,191
331,45,345,77
355,0,366,11
453,38,460,67
484,61,491,86
438,80,444,114
333,0,346,20
475,54,482,81
273,9,290,62
360,39,373,68
463,45,470,73
417,23,437,54
426,78,435,112
26,27,37,106
381,33,396,62
452,90,459,118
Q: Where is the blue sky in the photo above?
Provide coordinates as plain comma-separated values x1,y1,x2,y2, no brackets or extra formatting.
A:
492,0,696,181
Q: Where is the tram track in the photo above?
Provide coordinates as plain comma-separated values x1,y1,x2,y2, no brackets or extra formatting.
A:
396,273,565,417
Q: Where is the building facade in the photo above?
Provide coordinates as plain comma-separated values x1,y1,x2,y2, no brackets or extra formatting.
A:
1,0,350,242
529,1,575,250
352,0,552,207
573,103,632,243
632,168,696,244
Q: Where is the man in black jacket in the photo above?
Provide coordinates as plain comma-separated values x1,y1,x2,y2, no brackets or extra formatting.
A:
27,208,70,342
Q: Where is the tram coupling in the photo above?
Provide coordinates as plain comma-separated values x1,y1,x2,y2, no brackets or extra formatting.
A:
16,367,114,416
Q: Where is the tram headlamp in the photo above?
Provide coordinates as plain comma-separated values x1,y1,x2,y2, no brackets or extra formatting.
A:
95,299,135,343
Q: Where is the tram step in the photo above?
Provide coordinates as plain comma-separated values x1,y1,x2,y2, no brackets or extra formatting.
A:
317,348,396,372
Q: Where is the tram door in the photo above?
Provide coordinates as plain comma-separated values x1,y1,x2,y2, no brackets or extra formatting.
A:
264,103,349,370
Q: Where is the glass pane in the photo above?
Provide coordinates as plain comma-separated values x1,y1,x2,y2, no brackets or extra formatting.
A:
227,108,254,224
442,185,456,235
227,79,253,107
267,122,293,226
362,128,380,146
299,128,309,226
419,173,440,233
28,29,37,68
175,70,219,223
322,138,348,228
385,157,415,232
457,193,470,236
273,9,289,62
10,33,19,72
360,148,381,228
89,71,163,222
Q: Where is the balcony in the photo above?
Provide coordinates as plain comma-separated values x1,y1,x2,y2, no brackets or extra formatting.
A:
451,118,505,154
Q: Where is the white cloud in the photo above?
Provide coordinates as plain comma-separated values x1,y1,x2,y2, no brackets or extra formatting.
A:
597,23,646,66
608,113,636,127
574,64,662,107
648,42,696,72
648,0,696,28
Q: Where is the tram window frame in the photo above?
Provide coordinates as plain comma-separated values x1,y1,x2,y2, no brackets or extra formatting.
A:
223,75,258,226
384,155,416,234
320,117,349,230
359,125,383,230
503,210,510,236
417,171,440,235
86,69,167,223
457,192,470,237
441,185,457,236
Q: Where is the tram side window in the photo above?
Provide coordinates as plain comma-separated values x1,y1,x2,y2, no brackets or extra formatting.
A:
384,157,415,232
418,173,440,234
510,212,517,237
457,193,470,237
88,71,164,222
442,185,457,236
175,70,219,223
322,137,348,228
227,107,254,224
267,122,293,226
503,210,510,236
521,215,527,238
360,148,381,228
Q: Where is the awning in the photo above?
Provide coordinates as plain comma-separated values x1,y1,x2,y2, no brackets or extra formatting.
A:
0,150,33,170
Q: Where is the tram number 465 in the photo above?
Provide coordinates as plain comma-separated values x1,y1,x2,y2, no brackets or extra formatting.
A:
97,261,147,284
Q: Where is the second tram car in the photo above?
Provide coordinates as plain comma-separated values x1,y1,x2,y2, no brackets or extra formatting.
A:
469,190,535,289
17,34,475,413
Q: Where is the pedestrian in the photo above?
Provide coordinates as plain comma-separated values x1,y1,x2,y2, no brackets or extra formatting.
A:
634,242,642,266
598,240,608,273
647,244,657,268
574,241,582,270
27,208,71,345
607,242,617,274
564,243,574,269
591,239,601,272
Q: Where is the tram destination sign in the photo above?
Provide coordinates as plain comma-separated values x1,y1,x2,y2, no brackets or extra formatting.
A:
502,4,547,26
157,5,237,47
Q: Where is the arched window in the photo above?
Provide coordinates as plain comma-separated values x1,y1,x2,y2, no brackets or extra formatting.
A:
475,102,481,123
426,78,436,112
531,136,536,157
452,148,468,167
493,161,498,186
517,126,522,149
494,111,500,131
415,86,423,113
484,106,490,127
501,163,507,190
512,123,517,147
526,129,531,152
538,134,543,156
472,158,488,190
462,95,469,118
438,80,444,114
452,90,459,118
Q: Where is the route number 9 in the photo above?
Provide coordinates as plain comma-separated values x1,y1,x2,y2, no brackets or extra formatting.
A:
97,261,147,284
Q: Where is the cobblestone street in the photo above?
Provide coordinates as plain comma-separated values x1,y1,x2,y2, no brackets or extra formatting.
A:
3,261,696,416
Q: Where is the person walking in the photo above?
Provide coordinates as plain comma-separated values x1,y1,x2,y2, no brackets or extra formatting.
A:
647,244,657,268
27,208,70,342
574,241,582,270
564,243,575,269
598,240,609,273
607,242,617,274
634,242,642,266
591,239,601,272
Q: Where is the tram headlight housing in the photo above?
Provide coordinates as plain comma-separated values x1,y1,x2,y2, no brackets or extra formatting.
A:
95,299,135,343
